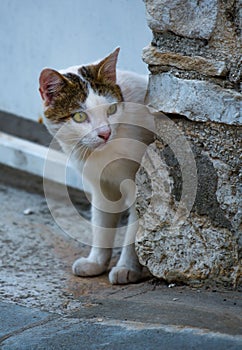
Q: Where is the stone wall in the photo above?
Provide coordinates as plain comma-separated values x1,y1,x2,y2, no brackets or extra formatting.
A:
135,0,241,288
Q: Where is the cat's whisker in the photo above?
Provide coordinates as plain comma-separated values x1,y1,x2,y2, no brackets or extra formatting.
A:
71,143,89,161
60,137,86,143
81,147,90,160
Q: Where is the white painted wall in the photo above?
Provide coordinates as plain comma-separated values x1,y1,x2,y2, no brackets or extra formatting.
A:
0,0,151,122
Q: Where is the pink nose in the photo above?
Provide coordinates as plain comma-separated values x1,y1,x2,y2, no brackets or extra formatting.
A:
98,129,111,141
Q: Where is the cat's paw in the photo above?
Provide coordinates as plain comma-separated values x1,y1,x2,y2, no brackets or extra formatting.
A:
109,266,143,285
72,257,107,277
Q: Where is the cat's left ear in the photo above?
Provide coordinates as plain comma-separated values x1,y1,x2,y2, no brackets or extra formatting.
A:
97,47,120,84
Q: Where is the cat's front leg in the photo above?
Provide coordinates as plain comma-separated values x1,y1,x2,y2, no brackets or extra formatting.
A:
109,206,146,284
109,243,144,284
72,208,120,277
72,247,112,277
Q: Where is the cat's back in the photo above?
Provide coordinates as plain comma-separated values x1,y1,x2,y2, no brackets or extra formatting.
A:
117,70,148,104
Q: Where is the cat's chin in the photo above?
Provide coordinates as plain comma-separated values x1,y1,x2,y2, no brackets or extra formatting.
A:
93,141,109,151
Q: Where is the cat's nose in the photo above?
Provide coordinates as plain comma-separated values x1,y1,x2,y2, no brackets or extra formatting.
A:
98,128,111,142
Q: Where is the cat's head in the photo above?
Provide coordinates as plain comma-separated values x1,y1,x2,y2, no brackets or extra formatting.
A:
39,48,123,155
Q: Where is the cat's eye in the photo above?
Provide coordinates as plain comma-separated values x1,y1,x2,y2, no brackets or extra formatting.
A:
72,112,88,123
107,103,117,116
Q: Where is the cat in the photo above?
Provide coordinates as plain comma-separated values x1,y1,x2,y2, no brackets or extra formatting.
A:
39,48,154,284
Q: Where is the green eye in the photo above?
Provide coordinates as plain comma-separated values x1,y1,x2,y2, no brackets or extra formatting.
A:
72,112,88,123
107,103,117,116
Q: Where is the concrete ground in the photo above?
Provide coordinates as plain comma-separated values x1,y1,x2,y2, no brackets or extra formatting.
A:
0,165,241,349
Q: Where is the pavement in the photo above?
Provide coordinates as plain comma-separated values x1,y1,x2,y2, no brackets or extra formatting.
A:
0,164,241,350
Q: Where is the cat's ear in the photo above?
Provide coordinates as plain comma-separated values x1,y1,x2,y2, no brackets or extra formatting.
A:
39,69,66,105
97,47,120,84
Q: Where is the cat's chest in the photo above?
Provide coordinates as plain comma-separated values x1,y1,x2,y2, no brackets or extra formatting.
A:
74,148,137,188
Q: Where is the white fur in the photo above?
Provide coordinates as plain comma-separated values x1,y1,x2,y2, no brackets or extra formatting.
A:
47,64,153,284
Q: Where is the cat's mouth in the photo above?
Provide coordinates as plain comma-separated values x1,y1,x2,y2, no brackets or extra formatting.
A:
94,139,109,151
79,130,113,152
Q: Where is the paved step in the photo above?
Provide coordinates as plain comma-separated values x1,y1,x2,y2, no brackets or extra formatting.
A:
1,301,242,350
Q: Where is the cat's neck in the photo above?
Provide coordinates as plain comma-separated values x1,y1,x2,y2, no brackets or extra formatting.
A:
116,70,148,104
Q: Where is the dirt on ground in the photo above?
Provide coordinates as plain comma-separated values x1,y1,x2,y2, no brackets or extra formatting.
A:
0,164,241,338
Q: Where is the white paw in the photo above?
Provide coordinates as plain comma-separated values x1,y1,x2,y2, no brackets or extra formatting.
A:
72,257,107,277
109,266,143,285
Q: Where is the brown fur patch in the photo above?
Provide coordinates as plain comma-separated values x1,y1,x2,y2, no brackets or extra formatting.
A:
43,52,123,123
44,74,88,123
79,65,123,102
78,49,123,102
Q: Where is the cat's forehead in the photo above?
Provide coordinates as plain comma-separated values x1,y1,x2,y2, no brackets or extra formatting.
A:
62,65,123,107
84,88,114,110
65,71,121,108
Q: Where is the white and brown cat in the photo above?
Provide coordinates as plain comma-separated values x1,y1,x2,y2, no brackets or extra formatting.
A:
39,48,154,284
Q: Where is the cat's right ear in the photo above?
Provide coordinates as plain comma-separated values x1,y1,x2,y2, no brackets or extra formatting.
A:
39,69,66,105
97,47,120,84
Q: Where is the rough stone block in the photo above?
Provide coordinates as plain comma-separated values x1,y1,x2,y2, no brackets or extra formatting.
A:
140,0,241,289
143,45,228,77
145,0,218,40
135,117,241,288
147,73,242,125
